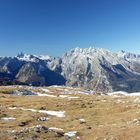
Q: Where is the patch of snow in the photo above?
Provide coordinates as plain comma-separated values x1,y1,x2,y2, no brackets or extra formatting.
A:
61,89,90,95
79,118,86,123
64,131,77,138
117,50,140,62
128,92,140,96
38,110,65,118
9,107,17,110
11,130,16,133
68,96,80,99
107,91,140,96
41,88,50,93
11,90,56,97
49,127,63,131
59,95,79,99
21,108,37,112
50,85,64,88
107,91,128,96
16,53,38,62
77,91,90,95
0,117,16,120
38,55,51,61
36,92,56,97
59,95,69,98
9,107,65,118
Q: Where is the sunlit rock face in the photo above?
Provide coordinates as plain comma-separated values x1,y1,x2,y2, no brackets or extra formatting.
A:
49,47,140,93
1,48,140,93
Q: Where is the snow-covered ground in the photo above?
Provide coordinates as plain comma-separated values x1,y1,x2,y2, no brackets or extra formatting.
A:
64,131,77,138
36,92,57,97
59,95,79,99
10,87,140,98
11,89,80,99
107,91,140,96
9,107,65,118
49,127,63,131
0,117,16,121
40,88,51,93
38,110,65,118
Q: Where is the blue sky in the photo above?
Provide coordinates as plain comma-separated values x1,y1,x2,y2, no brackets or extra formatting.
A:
0,0,140,56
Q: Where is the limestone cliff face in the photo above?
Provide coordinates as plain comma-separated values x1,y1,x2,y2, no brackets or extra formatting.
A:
49,48,140,93
0,48,140,93
16,63,46,86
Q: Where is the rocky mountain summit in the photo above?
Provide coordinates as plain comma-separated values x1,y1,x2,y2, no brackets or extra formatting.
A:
0,48,140,93
49,48,140,93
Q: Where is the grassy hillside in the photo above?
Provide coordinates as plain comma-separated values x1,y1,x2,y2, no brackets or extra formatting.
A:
0,86,140,140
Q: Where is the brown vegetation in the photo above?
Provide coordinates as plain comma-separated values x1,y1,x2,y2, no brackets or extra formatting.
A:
0,86,140,140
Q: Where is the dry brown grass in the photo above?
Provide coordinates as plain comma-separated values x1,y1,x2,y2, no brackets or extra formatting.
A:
0,86,140,140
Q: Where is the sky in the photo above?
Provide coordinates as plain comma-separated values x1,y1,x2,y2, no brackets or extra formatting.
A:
0,0,140,56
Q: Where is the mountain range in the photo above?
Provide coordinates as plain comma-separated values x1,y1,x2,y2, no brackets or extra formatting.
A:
0,48,140,93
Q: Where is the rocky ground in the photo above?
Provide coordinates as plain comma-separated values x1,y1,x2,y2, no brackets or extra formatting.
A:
1,86,140,140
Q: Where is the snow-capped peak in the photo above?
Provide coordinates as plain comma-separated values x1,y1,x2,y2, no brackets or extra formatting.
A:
63,47,119,65
117,50,140,61
70,47,110,54
16,53,39,62
16,53,52,62
37,55,52,61
64,47,110,58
